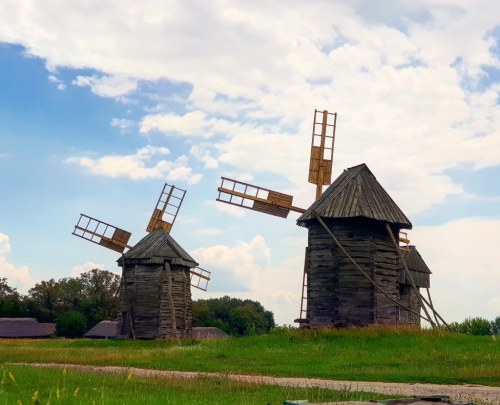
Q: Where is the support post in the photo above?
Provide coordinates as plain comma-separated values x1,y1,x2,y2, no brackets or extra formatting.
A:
313,213,431,324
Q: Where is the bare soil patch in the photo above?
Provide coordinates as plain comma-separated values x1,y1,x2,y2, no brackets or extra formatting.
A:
15,363,500,404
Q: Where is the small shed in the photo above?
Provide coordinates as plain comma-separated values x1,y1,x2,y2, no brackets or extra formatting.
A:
117,228,198,339
297,163,413,327
85,320,118,339
0,318,49,338
398,245,431,325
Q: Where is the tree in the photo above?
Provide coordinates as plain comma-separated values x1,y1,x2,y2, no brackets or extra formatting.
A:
56,311,87,338
192,296,275,336
0,277,25,317
449,316,494,336
25,279,62,322
491,316,500,335
78,269,120,327
24,269,120,327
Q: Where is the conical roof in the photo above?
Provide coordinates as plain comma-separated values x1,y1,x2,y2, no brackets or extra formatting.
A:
118,228,198,268
297,163,412,229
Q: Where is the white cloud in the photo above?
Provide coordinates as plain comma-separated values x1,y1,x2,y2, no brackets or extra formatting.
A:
0,232,35,292
48,74,66,90
1,1,499,215
111,118,135,131
71,261,106,277
191,235,304,325
65,145,202,184
410,217,500,323
72,74,138,98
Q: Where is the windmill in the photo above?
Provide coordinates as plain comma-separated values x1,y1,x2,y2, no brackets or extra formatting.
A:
73,183,211,339
217,109,444,329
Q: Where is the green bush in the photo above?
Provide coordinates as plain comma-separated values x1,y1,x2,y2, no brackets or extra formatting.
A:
450,317,492,336
491,316,500,335
56,311,88,338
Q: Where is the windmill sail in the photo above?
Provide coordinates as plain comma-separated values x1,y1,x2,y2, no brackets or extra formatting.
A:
308,109,337,200
146,183,186,233
190,267,211,291
73,214,131,253
217,177,305,218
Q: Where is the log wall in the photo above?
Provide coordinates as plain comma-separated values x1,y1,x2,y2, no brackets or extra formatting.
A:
119,262,192,339
305,219,400,327
399,284,421,326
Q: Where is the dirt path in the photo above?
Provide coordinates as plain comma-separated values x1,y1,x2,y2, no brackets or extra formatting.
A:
15,363,500,404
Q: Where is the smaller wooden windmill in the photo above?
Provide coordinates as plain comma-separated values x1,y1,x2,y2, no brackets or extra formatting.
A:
73,183,211,339
217,109,443,328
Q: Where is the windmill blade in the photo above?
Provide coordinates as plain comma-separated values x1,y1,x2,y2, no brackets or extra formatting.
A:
73,214,132,253
190,267,211,291
146,183,186,233
217,177,305,218
308,109,337,200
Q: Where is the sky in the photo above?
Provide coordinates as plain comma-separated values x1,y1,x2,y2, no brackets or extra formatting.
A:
0,1,499,326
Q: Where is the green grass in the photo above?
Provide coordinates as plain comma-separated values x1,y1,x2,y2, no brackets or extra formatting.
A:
0,364,390,405
0,327,499,387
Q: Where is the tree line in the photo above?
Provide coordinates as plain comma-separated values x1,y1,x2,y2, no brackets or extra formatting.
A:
0,270,275,337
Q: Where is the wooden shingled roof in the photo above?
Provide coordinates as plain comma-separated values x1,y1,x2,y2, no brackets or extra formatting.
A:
118,228,198,268
398,245,431,287
297,163,412,229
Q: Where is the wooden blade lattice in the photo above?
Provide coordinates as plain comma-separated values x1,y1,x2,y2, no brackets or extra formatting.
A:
147,183,186,233
308,109,337,200
190,267,211,291
73,214,132,253
217,177,305,219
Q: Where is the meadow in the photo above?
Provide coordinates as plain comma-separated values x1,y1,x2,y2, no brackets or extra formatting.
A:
0,327,499,403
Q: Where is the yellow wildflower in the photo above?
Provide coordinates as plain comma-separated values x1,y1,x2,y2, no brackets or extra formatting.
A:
8,371,16,384
32,391,39,401
127,372,133,381
73,387,80,397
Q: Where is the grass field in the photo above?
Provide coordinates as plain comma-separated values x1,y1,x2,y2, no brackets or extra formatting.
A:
0,364,392,405
1,326,499,389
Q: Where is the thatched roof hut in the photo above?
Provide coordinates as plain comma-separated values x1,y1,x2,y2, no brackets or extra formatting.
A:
0,318,50,338
192,327,229,340
85,320,118,339
296,163,414,327
118,228,198,339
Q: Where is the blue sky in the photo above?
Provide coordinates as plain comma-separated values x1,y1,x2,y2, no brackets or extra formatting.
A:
1,1,499,325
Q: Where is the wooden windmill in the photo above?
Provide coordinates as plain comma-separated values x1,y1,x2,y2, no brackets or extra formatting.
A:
73,183,211,339
217,109,444,329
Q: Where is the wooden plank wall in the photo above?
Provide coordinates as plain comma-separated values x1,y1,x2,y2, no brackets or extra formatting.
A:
399,284,421,326
306,219,401,327
119,263,193,339
158,266,192,338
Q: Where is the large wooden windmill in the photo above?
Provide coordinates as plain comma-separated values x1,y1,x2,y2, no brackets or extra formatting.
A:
73,183,211,339
217,109,444,328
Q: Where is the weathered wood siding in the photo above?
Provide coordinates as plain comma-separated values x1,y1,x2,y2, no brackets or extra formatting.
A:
399,284,421,326
158,265,192,338
306,219,400,327
119,263,192,339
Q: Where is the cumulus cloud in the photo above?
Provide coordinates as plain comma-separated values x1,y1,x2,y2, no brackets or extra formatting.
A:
0,232,35,292
65,145,202,184
48,74,66,90
72,74,138,98
410,217,500,322
191,235,305,324
71,261,106,277
1,1,499,214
